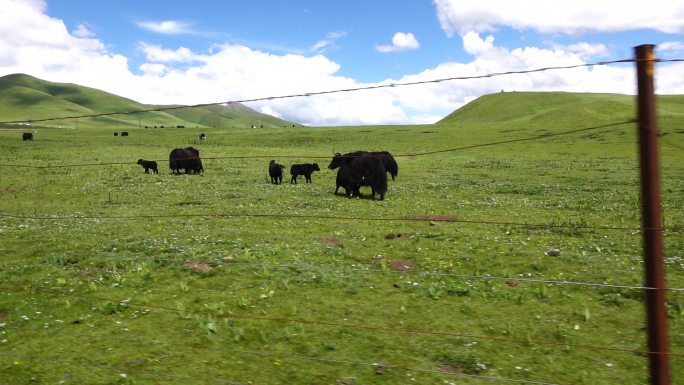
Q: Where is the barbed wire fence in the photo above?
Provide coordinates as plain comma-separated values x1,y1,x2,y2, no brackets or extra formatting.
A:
0,47,682,384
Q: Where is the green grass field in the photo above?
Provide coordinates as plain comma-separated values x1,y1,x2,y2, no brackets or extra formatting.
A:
0,90,683,385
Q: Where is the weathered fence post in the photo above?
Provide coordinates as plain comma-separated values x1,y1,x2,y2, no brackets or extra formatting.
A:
635,44,670,385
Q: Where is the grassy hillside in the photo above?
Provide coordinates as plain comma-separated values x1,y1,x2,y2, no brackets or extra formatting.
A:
0,73,295,130
0,89,683,384
438,91,684,128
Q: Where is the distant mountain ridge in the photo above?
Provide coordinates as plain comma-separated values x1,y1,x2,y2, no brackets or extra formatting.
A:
0,73,297,129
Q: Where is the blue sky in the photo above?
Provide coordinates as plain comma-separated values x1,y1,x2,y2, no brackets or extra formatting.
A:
47,0,453,81
1,0,684,125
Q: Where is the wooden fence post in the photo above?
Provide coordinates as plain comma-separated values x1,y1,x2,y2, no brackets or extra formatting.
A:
635,43,670,385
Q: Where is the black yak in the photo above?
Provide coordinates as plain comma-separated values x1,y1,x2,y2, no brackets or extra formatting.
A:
199,133,206,141
290,163,320,184
369,151,398,181
22,132,33,141
114,132,119,136
121,132,129,136
341,150,398,181
137,159,158,174
335,166,362,197
328,152,387,200
269,160,286,184
169,147,203,174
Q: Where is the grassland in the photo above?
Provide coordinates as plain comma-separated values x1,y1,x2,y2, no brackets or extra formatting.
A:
0,90,683,385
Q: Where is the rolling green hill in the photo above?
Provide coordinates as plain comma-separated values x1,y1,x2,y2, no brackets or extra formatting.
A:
437,91,684,127
0,73,296,129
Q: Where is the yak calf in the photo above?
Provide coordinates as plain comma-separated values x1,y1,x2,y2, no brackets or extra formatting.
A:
269,160,286,184
290,163,320,184
137,159,158,174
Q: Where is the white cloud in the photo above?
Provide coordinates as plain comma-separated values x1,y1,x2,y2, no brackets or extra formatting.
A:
659,41,684,53
434,0,684,36
136,20,195,35
462,32,496,55
138,43,202,63
549,42,610,60
310,31,347,54
73,23,95,38
139,63,168,76
376,32,420,53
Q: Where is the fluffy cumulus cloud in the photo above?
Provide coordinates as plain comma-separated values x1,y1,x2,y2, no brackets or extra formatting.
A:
0,0,683,126
138,43,202,63
434,0,684,36
0,0,131,91
376,32,420,53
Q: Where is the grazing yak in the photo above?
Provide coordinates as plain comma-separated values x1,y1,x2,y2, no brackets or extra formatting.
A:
169,147,203,174
121,132,129,136
290,163,320,184
114,132,119,136
22,132,33,141
328,152,387,200
269,160,286,184
199,133,206,141
342,150,398,181
137,159,158,174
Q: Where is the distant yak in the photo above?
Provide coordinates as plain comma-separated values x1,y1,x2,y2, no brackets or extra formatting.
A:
137,159,158,174
269,160,285,184
22,132,33,141
290,163,320,184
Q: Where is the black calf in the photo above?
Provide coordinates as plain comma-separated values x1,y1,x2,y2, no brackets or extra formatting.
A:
290,163,320,184
269,160,285,184
137,159,158,174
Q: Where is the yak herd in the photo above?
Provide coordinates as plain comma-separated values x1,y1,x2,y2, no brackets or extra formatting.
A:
20,131,397,199
270,150,398,200
138,146,398,200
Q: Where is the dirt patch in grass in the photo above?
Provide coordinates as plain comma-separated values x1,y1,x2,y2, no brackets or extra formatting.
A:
387,260,416,271
320,237,343,246
185,261,212,272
